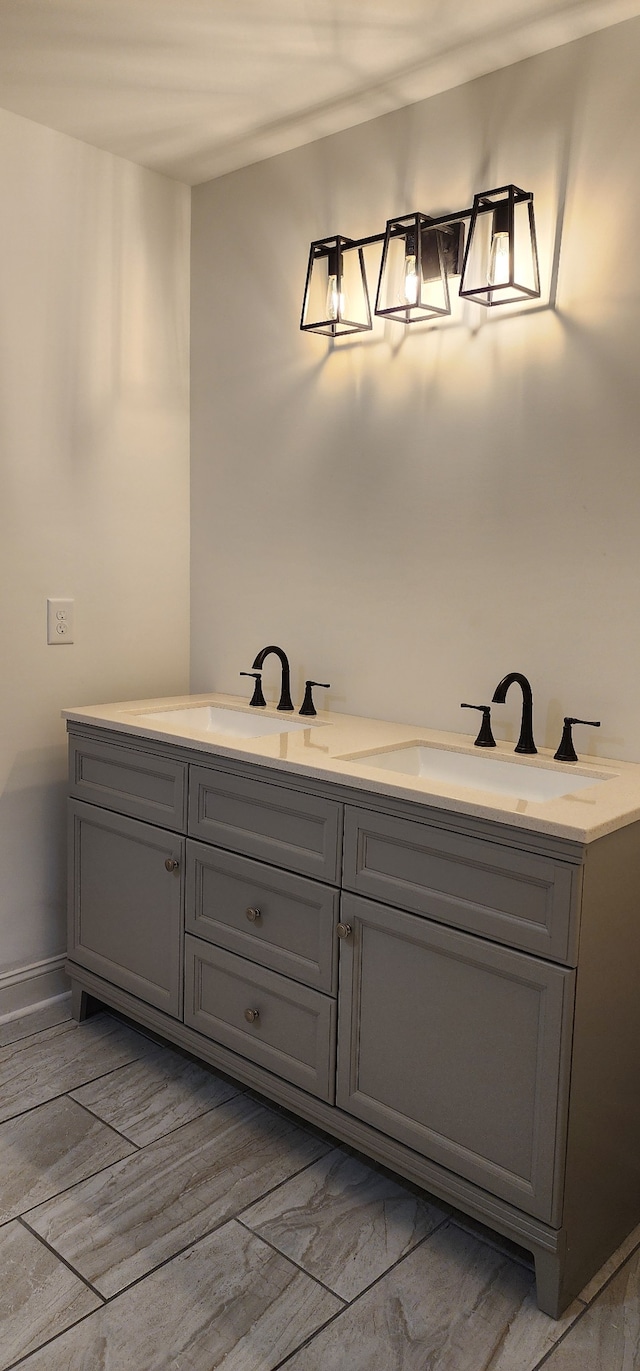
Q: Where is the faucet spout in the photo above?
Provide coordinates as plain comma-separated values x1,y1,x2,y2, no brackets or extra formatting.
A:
251,645,294,712
492,672,537,755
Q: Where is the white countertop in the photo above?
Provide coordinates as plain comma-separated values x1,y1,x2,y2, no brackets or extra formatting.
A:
62,692,640,844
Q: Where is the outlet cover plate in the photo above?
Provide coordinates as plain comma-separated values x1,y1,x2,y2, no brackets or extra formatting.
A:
47,598,74,644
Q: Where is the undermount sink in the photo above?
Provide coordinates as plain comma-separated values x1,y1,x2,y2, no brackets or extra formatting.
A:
134,704,308,739
346,744,610,803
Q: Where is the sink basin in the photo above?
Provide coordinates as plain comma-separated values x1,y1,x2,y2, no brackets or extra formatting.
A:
134,705,308,740
346,744,609,803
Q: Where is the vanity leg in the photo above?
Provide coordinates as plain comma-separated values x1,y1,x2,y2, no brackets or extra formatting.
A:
71,982,99,1023
533,1246,567,1318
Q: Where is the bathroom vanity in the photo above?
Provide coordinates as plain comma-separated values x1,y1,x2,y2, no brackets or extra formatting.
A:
64,694,640,1317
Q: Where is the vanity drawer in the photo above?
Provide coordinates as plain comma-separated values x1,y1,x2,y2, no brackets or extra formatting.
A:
186,840,339,992
184,935,336,1102
343,807,580,962
69,733,187,832
189,765,342,882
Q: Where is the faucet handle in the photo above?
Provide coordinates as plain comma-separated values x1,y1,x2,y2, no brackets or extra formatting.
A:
554,717,601,763
460,703,496,749
240,671,266,708
299,681,330,717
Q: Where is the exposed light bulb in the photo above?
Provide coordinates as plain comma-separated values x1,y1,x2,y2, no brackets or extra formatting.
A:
326,274,345,321
488,230,510,287
403,253,419,306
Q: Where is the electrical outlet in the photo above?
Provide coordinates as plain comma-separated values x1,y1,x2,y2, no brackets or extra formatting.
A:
47,598,74,644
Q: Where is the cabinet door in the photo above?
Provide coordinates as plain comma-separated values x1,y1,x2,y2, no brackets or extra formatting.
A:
336,894,574,1222
68,800,184,1017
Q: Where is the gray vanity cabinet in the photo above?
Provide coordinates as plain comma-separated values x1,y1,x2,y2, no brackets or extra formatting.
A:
65,724,640,1319
68,799,184,1018
336,892,574,1222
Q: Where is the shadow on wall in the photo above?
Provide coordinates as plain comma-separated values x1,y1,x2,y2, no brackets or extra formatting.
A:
0,747,68,976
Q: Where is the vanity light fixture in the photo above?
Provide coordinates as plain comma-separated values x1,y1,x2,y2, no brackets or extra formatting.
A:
459,185,540,306
300,184,539,335
300,234,372,337
375,214,462,322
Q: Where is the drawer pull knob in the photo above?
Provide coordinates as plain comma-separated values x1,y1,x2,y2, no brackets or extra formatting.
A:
336,922,352,939
164,857,179,872
245,907,262,923
244,1008,260,1024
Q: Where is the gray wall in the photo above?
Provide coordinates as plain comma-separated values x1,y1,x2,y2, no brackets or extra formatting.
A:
0,107,190,992
190,19,640,762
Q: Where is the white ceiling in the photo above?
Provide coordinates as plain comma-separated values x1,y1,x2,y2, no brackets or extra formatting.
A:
0,0,638,185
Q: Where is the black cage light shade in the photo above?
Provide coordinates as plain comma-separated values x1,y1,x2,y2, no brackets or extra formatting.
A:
375,214,453,322
459,184,540,306
300,235,372,336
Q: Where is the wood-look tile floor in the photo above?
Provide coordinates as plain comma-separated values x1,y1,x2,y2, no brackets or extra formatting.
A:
1,1007,639,1370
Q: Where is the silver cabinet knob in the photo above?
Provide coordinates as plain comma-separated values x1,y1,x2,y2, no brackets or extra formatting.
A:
244,1008,260,1024
164,857,179,872
336,922,352,939
245,907,262,923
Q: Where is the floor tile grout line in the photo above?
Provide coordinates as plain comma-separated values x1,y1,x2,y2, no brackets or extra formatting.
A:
10,1133,449,1313
9,1015,638,1367
0,1020,78,1061
269,1280,365,1371
272,1298,353,1371
68,1057,154,1091
57,1096,143,1150
3,1301,107,1371
530,1300,592,1371
269,1211,457,1368
270,1215,539,1371
0,1013,143,1064
105,1008,250,1093
237,1205,452,1308
578,1234,640,1309
15,1145,149,1228
48,1157,341,1305
69,1087,243,1150
234,1217,349,1305
17,1097,329,1257
0,1074,144,1129
531,1238,640,1371
0,1016,73,1051
2,1208,350,1371
317,1211,452,1306
231,1143,337,1225
17,1215,107,1302
0,1057,152,1126
67,1034,247,1096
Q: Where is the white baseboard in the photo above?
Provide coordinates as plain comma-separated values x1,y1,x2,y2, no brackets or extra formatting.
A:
0,955,72,1025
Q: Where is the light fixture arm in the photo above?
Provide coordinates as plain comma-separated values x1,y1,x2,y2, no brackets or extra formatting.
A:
343,206,474,254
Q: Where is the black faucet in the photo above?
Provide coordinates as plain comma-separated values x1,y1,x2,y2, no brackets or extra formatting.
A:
251,645,294,711
492,672,537,754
